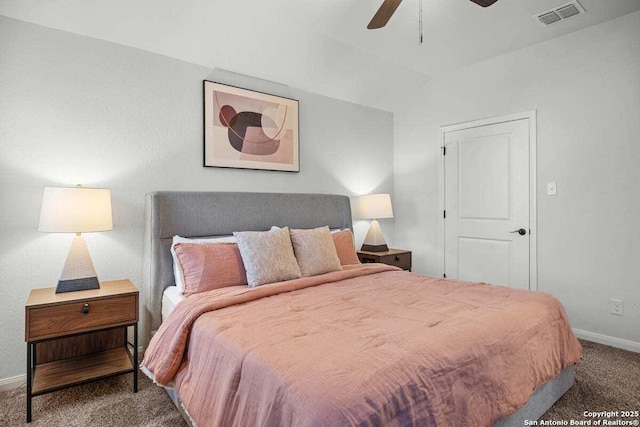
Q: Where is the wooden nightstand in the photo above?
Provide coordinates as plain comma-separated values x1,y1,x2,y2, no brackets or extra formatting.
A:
25,279,139,423
357,249,412,271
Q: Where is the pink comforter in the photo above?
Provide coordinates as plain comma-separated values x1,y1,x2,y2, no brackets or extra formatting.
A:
142,264,581,427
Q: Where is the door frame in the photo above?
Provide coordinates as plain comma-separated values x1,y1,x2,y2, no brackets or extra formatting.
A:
438,110,538,290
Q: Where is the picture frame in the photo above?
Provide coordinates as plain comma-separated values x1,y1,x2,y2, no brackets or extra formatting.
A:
203,80,299,172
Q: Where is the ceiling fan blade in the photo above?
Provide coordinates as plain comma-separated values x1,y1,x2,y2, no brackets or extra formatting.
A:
367,0,403,29
469,0,498,7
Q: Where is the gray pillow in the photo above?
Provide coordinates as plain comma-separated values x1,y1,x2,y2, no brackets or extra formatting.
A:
234,227,302,287
290,226,342,277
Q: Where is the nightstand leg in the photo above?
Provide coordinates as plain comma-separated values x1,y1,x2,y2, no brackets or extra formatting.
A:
133,323,138,393
26,342,32,423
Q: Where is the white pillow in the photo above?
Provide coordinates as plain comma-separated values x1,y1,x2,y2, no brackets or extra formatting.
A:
170,235,236,294
234,227,302,287
271,226,345,233
289,226,342,277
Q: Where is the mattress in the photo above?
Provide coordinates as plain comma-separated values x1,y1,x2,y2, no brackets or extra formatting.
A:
161,286,184,321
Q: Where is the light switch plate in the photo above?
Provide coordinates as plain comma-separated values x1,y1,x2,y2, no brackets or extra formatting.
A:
547,182,557,195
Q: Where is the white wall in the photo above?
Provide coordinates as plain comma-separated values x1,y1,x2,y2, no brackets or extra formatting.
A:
394,11,640,349
0,17,394,381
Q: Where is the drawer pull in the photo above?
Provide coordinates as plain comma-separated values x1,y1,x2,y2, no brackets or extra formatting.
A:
82,304,89,314
395,255,400,261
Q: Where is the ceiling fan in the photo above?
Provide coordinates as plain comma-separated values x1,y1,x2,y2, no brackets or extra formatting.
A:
367,0,498,29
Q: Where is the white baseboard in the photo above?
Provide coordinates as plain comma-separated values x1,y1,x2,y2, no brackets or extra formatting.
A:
0,374,26,392
573,328,640,353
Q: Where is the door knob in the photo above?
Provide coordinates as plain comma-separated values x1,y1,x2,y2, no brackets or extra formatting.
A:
510,228,527,236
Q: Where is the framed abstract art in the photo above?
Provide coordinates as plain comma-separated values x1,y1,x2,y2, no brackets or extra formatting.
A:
203,81,299,172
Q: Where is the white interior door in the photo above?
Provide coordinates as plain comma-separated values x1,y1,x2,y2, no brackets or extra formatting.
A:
443,118,532,289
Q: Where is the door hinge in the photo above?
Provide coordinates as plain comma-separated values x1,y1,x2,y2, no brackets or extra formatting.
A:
442,146,447,156
443,210,446,219
443,273,447,278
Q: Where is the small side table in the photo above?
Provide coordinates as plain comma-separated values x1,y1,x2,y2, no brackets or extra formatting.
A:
25,279,139,423
357,249,412,271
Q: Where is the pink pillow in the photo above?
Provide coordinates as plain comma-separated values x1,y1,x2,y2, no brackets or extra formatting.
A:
173,243,247,296
331,230,361,266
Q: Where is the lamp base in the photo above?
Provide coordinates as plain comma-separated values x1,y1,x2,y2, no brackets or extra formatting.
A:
55,277,100,294
360,243,389,252
56,234,101,294
361,219,389,253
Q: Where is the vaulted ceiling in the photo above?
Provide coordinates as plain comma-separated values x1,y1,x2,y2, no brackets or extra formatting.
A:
2,0,639,111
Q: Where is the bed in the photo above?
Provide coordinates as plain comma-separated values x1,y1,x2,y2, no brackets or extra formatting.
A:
141,191,581,427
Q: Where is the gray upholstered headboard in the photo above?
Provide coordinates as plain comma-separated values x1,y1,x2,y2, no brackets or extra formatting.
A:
142,191,353,343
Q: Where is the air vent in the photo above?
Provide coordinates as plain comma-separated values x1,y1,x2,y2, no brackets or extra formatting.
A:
534,0,585,26
556,4,581,19
538,11,561,25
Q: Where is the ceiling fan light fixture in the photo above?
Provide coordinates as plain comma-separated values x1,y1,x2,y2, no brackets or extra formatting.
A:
469,0,499,7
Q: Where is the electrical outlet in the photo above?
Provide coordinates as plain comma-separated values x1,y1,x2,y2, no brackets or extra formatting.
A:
609,299,624,316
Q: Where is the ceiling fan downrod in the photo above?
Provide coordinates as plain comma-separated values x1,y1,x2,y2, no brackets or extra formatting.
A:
419,0,423,45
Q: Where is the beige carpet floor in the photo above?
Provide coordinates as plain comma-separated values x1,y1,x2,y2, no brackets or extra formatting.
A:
542,339,640,420
0,373,187,426
1,339,638,426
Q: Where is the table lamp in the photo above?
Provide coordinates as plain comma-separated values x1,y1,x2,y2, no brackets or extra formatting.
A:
359,193,393,252
38,185,113,293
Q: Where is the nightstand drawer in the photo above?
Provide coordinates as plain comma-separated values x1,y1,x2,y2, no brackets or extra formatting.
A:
357,249,412,271
379,252,411,270
27,295,136,341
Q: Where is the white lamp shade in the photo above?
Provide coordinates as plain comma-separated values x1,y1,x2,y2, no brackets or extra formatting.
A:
359,193,393,220
39,186,113,233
